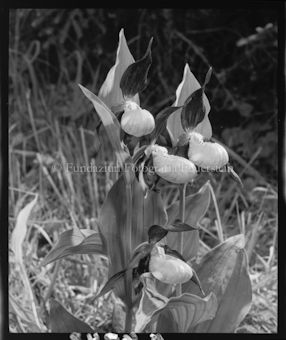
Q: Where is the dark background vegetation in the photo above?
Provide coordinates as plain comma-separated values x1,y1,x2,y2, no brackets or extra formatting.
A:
8,8,279,334
9,8,278,182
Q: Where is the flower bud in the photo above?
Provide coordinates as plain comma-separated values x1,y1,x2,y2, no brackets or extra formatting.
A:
121,101,155,137
149,244,193,284
188,132,229,168
146,145,197,184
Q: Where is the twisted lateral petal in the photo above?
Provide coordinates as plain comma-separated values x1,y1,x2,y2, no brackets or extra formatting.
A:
188,132,229,168
121,101,155,137
147,145,197,184
149,244,193,284
120,37,153,99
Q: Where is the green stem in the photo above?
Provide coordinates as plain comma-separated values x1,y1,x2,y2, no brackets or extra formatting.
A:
124,184,133,331
112,153,118,184
115,159,119,181
124,279,133,332
126,184,133,266
179,183,187,222
176,183,187,296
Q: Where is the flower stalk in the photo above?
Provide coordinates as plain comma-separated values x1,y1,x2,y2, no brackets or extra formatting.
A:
112,153,119,183
176,182,187,296
125,183,133,331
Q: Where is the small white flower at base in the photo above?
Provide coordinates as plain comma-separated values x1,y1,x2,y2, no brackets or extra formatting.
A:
146,145,197,184
121,101,155,137
149,243,193,284
104,333,118,340
70,333,81,340
122,335,132,340
87,334,100,340
150,334,164,340
188,132,229,169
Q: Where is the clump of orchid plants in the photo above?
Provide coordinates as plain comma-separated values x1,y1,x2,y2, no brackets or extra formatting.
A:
41,29,252,333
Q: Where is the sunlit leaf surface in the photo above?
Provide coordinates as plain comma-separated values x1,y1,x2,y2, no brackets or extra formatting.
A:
134,273,217,333
39,227,107,267
99,176,167,303
183,234,252,333
49,298,95,333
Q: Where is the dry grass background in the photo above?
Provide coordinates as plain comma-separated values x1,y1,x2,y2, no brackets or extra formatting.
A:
8,8,278,334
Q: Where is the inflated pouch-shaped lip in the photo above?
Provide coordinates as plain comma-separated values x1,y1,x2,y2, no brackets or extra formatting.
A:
149,245,193,284
121,107,155,137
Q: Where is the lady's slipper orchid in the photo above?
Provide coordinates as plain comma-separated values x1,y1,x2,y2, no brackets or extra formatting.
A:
149,242,193,284
93,223,204,302
169,68,229,169
187,131,229,169
162,68,242,185
121,101,155,137
117,37,154,138
98,30,154,140
145,144,197,184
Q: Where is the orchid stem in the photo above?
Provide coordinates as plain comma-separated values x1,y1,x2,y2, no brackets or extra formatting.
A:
124,270,133,332
125,183,133,331
125,298,133,333
115,159,119,182
126,183,133,268
176,182,187,296
179,183,187,222
112,154,118,183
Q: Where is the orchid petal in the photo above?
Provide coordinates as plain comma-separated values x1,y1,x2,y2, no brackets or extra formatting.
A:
98,29,140,109
167,64,212,144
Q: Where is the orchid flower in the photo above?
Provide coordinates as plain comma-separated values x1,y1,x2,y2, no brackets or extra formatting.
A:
93,222,204,304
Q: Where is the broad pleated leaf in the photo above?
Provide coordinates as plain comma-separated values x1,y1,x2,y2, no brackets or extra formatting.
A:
98,28,139,108
183,234,252,333
134,273,217,333
94,270,126,300
167,64,212,145
99,175,167,303
155,291,217,333
39,227,107,267
166,181,211,260
49,298,94,333
79,84,135,184
165,219,199,232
